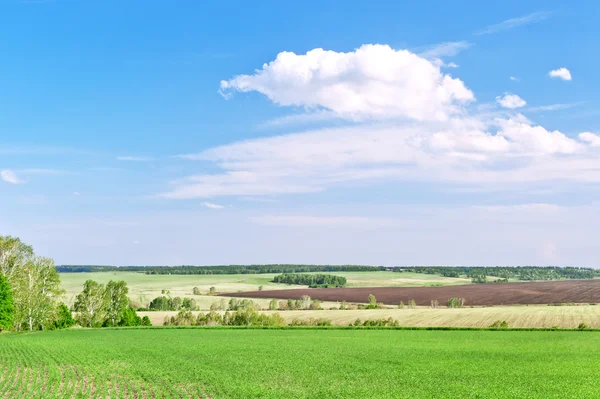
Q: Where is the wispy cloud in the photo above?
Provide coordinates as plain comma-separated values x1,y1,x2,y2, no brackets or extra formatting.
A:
526,103,581,112
475,11,552,35
0,170,25,184
202,202,225,209
116,156,155,162
419,41,472,59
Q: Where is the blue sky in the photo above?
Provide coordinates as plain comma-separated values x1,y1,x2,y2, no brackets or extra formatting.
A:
1,0,599,266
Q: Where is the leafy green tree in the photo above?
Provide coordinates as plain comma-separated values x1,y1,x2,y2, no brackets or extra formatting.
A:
54,303,75,329
0,274,14,332
12,257,64,331
74,280,108,328
0,236,34,281
105,280,129,327
181,297,197,310
141,315,152,326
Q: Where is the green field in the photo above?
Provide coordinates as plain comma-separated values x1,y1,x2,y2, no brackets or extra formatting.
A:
1,328,600,398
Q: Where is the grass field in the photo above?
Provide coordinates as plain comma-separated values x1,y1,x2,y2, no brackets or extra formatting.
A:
138,304,600,328
1,328,600,398
59,271,471,308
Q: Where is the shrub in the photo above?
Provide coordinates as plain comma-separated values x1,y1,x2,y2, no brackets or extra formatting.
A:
53,303,75,329
208,287,217,296
398,301,404,309
290,318,332,326
431,300,439,309
228,298,260,311
118,308,142,327
408,300,416,309
447,298,466,308
192,287,201,295
489,320,509,329
268,299,278,310
309,300,322,310
141,316,152,326
578,322,589,330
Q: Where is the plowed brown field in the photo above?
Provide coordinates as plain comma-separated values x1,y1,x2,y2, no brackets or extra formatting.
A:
223,279,600,306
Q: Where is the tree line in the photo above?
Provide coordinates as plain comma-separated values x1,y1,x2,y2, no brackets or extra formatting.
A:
272,273,347,287
57,264,387,275
401,266,599,281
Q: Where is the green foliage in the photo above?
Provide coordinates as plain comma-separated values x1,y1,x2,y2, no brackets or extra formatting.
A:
141,315,152,326
149,296,198,311
290,318,332,326
192,286,201,295
105,280,129,327
118,308,142,327
408,300,416,309
272,273,347,288
0,274,14,332
471,274,488,284
74,280,108,328
58,264,385,275
353,317,400,327
53,303,75,329
163,309,287,327
269,299,278,310
228,298,260,311
447,298,466,308
578,322,589,330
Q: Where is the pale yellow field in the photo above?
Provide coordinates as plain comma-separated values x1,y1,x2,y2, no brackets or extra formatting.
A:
139,305,600,328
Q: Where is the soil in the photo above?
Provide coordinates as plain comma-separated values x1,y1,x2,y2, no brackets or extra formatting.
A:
222,279,600,306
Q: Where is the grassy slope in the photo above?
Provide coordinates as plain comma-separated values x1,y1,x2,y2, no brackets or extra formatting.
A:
1,328,600,398
139,304,600,328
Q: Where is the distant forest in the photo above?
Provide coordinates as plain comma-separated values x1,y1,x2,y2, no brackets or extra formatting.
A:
56,264,387,274
56,264,599,281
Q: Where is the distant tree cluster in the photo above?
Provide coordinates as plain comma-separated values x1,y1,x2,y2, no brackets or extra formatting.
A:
272,273,347,288
147,296,198,311
163,309,286,327
401,266,599,281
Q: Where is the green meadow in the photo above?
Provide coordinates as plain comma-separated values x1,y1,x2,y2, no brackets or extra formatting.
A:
1,328,599,398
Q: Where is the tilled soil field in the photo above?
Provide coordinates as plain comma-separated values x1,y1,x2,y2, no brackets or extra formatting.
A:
223,279,600,306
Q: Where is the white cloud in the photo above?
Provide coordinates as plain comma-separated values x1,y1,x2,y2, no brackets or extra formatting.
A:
445,62,459,68
549,68,572,81
579,132,600,147
475,11,552,35
0,170,25,184
202,202,225,209
249,215,396,229
117,156,155,161
495,118,581,155
496,93,527,109
161,45,600,200
509,76,519,81
220,44,475,122
73,191,81,196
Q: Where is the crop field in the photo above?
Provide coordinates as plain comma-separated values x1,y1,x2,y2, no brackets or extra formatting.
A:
233,279,600,306
1,328,600,398
138,304,600,328
59,271,469,308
